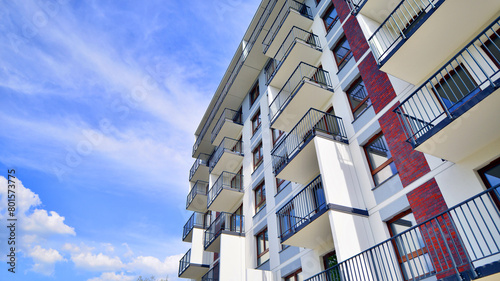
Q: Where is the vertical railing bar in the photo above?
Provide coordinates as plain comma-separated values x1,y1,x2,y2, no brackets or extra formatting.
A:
465,202,487,257
435,216,462,279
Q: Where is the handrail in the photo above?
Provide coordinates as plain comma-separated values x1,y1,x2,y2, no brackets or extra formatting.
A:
262,0,313,53
204,212,244,249
189,153,211,181
201,262,220,281
306,184,500,281
207,171,243,209
271,108,347,175
394,16,500,146
269,62,333,124
182,212,208,240
211,108,242,144
193,0,279,156
266,26,322,85
344,0,368,16
186,180,209,209
178,248,191,277
367,0,441,64
208,137,243,173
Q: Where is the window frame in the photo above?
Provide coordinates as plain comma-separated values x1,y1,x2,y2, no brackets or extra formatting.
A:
250,82,260,107
251,109,262,135
332,35,352,71
272,128,285,146
256,227,269,266
363,132,397,186
276,178,286,193
284,268,302,281
322,4,339,34
346,78,370,118
253,142,264,170
254,181,266,213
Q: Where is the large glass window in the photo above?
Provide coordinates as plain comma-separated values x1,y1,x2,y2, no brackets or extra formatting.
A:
255,181,266,213
364,133,398,185
272,128,285,146
332,35,353,71
346,78,371,119
284,269,303,281
252,109,261,135
433,64,478,112
256,228,269,266
322,5,338,33
250,83,260,106
479,157,500,209
253,142,263,170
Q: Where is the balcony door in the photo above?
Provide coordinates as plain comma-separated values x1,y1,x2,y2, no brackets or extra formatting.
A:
479,157,500,209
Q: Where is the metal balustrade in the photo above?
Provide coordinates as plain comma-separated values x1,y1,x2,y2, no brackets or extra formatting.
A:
193,0,278,156
183,212,208,241
276,175,327,242
306,185,500,281
208,137,243,173
344,0,368,16
271,108,347,176
189,153,211,181
394,17,500,147
178,249,191,277
204,212,244,250
269,62,333,124
186,181,209,209
201,262,220,281
367,0,441,65
265,26,322,84
210,109,242,144
207,171,243,209
262,0,313,54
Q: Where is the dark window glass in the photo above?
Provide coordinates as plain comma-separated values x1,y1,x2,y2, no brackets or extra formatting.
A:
322,5,338,33
252,110,261,135
364,133,397,185
250,83,260,106
256,228,269,266
255,181,266,213
253,142,263,169
347,78,371,119
333,36,352,71
433,64,478,112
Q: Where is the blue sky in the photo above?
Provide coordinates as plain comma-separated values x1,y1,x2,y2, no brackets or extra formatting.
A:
0,0,260,280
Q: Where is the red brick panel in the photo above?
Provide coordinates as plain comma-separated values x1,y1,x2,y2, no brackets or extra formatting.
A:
331,0,350,23
358,54,397,113
343,17,370,62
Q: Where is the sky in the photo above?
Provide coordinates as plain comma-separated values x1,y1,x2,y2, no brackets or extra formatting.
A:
0,0,260,280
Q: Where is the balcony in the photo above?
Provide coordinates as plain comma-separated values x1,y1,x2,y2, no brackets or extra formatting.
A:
265,26,322,88
305,185,500,281
344,0,367,16
183,212,208,243
207,172,243,213
394,17,500,162
269,63,334,132
211,108,243,145
367,0,500,85
209,137,243,175
272,108,347,184
262,0,313,57
204,212,244,253
178,249,209,280
189,153,211,183
276,175,334,249
201,262,219,281
186,181,209,212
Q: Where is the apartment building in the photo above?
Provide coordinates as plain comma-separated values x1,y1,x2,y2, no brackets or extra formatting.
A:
179,0,500,280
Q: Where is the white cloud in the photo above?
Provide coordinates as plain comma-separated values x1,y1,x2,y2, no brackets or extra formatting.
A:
22,209,76,235
102,243,115,253
87,272,136,281
72,252,124,272
28,245,65,275
62,243,81,253
127,254,183,277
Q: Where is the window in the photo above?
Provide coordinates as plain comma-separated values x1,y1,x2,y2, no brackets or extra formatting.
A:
284,269,302,281
478,157,500,209
387,210,434,280
256,228,269,266
272,128,285,146
432,64,478,112
332,35,353,71
252,110,261,135
250,83,260,106
364,133,398,185
346,78,371,119
276,178,287,193
322,5,338,33
253,142,263,169
255,181,266,213
322,251,338,270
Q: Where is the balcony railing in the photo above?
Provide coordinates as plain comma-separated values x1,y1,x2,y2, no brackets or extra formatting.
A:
262,0,313,54
208,137,243,173
204,212,244,250
394,17,500,147
265,26,322,84
207,171,243,208
269,62,333,125
210,108,242,144
276,175,327,242
367,0,441,65
306,185,500,281
201,262,220,281
192,0,278,156
271,108,347,175
178,249,191,277
186,181,209,209
344,0,368,16
189,153,211,181
183,212,208,241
